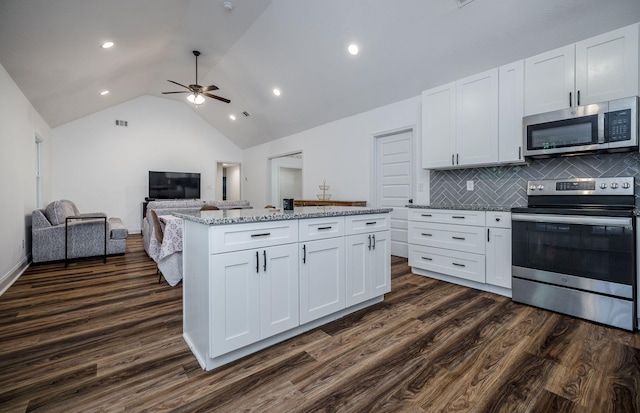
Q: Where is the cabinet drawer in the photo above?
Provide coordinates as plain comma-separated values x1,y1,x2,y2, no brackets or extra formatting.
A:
486,211,511,228
299,217,345,241
409,222,486,254
409,245,485,284
346,214,390,235
209,221,298,254
409,209,486,226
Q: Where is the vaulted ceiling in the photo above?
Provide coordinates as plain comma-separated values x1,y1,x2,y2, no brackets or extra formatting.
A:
1,0,640,149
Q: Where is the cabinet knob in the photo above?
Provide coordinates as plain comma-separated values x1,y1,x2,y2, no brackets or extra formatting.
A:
495,217,501,222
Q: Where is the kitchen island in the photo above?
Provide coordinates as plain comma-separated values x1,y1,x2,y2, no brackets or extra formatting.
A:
175,206,392,370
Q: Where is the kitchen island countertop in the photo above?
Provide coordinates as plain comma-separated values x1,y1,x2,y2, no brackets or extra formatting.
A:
175,206,393,225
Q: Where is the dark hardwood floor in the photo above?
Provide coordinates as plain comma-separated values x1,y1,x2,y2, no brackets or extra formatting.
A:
1,235,639,412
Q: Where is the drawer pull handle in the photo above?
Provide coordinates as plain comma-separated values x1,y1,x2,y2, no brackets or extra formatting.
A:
452,262,466,267
421,233,432,237
318,226,332,230
452,236,466,240
421,214,432,217
251,232,271,238
452,216,465,219
366,221,377,225
421,256,432,261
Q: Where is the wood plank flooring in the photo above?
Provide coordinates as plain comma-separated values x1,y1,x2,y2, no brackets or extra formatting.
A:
1,234,639,412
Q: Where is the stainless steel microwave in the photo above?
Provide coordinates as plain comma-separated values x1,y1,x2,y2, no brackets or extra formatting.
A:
523,96,638,158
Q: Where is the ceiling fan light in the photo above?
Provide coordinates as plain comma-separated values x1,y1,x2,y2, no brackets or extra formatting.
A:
187,93,205,105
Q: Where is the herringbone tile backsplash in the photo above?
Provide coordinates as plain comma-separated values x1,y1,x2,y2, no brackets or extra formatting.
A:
430,152,640,207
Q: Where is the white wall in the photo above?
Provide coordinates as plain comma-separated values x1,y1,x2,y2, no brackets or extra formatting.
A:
0,62,52,291
243,96,430,208
52,95,243,232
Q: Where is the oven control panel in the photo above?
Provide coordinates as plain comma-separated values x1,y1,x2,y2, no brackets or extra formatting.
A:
526,177,634,196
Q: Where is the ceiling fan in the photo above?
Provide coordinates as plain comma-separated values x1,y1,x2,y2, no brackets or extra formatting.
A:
162,50,230,105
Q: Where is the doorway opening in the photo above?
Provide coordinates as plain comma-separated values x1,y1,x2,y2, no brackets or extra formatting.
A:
268,152,303,207
216,162,241,200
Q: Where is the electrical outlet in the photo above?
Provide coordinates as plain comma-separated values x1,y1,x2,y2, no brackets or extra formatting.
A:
467,180,474,191
21,239,25,249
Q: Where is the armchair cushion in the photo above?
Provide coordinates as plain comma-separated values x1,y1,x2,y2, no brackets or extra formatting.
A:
44,200,79,226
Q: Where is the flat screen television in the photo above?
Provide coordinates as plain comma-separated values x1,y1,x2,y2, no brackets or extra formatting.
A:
148,171,201,200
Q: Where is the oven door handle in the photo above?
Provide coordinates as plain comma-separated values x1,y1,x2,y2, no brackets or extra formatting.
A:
511,213,632,227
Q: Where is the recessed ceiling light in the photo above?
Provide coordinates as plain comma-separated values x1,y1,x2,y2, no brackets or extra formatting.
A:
229,114,236,121
273,88,281,96
101,41,114,49
348,44,359,55
100,90,110,96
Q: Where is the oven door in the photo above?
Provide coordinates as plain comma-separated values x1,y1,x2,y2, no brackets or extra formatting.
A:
511,213,635,298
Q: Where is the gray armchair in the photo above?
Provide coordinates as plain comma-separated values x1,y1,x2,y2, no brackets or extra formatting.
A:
32,200,128,263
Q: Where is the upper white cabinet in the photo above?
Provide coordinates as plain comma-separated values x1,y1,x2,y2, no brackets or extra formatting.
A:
498,60,525,163
421,82,456,168
525,23,639,115
422,68,499,169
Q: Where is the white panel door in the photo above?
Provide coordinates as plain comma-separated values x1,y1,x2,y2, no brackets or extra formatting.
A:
375,130,413,258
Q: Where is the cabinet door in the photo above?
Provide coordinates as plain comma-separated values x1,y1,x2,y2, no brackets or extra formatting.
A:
499,60,525,163
457,68,499,166
299,237,345,324
210,250,260,357
370,231,391,298
345,234,370,307
422,82,456,169
524,44,575,115
486,227,511,289
575,23,639,105
260,244,299,339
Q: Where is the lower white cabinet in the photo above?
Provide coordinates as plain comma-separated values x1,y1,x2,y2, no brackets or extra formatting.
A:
409,208,512,295
299,237,345,324
210,243,299,357
183,212,392,370
485,212,512,289
346,230,391,307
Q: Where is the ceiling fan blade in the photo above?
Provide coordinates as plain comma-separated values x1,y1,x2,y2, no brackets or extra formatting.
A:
200,84,219,92
204,93,230,104
161,91,189,94
167,80,192,91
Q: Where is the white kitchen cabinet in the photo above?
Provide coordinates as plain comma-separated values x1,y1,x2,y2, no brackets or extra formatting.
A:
421,82,456,169
345,214,391,307
210,243,299,357
525,23,639,115
299,216,346,324
299,237,345,324
408,209,486,283
498,60,525,163
422,69,499,169
485,212,512,289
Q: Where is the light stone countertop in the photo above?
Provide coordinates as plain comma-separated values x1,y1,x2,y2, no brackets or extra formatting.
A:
408,204,513,212
174,206,393,225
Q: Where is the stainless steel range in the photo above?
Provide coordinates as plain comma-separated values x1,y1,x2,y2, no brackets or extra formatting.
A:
511,177,636,331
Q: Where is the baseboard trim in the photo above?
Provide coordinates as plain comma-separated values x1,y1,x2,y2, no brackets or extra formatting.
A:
0,254,30,296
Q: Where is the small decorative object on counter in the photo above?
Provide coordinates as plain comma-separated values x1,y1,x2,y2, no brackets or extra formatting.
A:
317,180,331,200
283,198,294,210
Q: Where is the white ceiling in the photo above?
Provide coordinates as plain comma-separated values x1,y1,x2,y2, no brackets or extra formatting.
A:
1,0,640,149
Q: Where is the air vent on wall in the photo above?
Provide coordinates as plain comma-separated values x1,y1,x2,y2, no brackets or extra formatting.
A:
242,111,250,117
115,120,128,127
456,0,475,7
